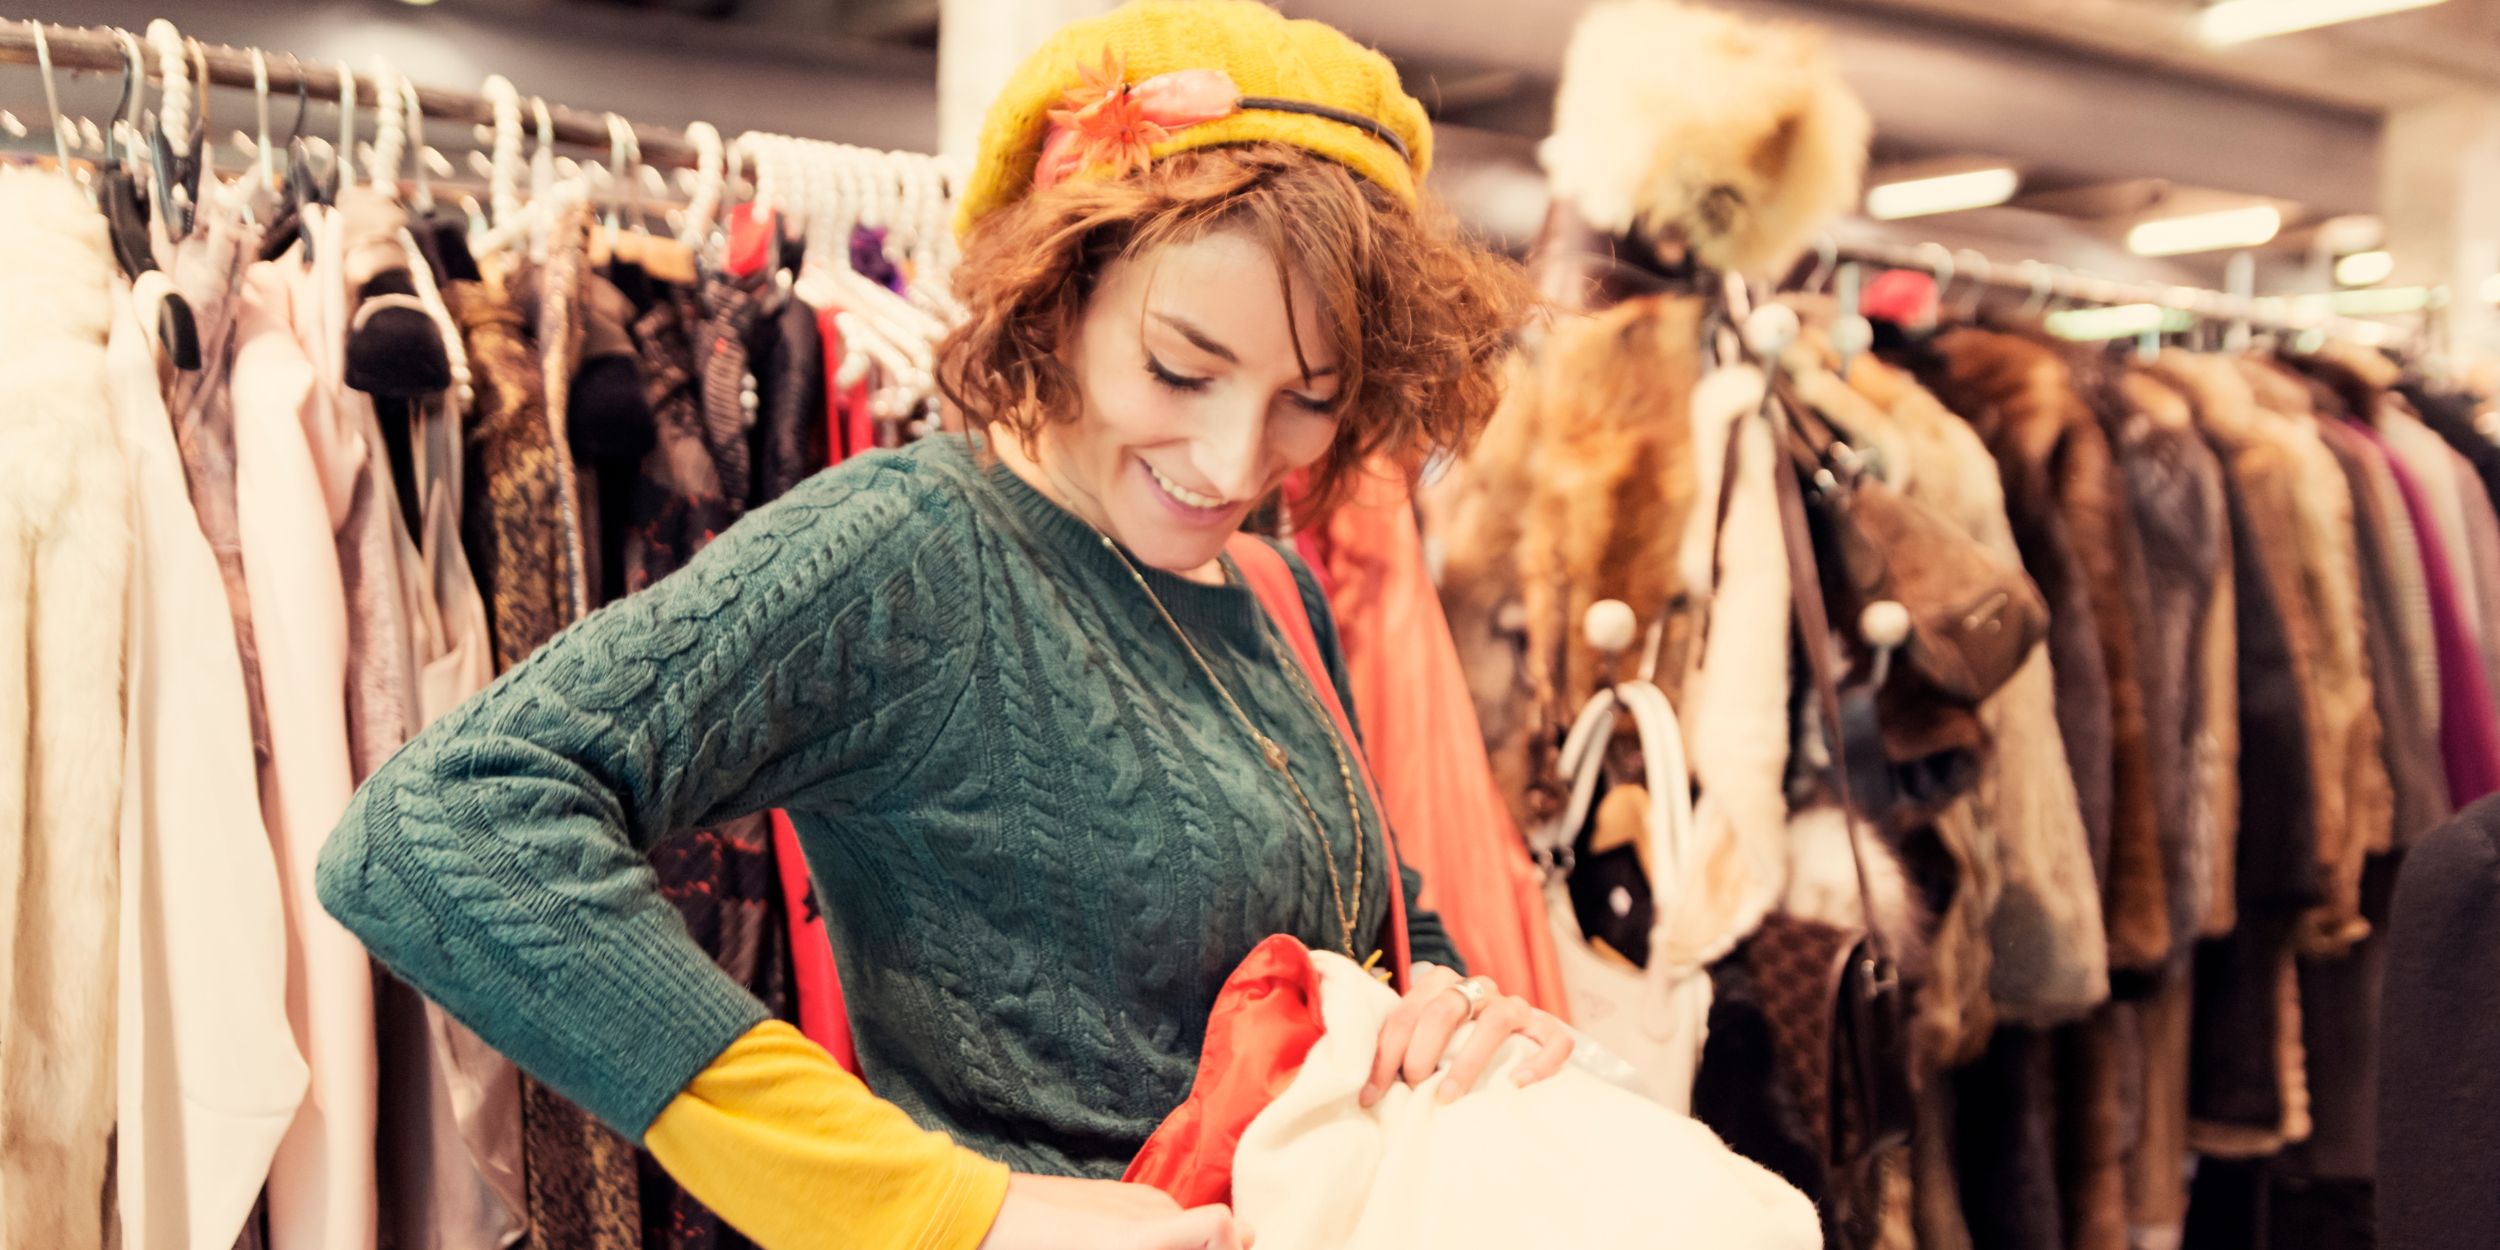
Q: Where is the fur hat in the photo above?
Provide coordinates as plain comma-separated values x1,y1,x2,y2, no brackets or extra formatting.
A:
1540,0,1870,278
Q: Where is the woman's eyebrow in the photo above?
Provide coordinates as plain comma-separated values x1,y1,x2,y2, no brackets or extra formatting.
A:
1151,310,1341,380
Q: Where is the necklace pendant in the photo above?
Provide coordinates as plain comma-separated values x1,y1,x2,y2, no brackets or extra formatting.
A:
1261,739,1290,772
1361,948,1390,983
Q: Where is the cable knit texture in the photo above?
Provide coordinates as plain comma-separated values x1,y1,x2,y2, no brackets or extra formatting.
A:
318,433,1456,1179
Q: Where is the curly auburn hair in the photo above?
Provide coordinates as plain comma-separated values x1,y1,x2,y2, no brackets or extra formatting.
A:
936,143,1532,518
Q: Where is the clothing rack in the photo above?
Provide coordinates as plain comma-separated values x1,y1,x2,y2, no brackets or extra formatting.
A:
1834,237,2408,349
0,18,706,169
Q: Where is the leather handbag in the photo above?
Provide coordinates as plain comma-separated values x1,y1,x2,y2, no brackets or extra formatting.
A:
1776,383,2049,833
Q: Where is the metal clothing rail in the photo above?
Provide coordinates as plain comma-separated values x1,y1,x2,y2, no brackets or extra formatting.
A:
1836,237,2409,347
0,17,707,169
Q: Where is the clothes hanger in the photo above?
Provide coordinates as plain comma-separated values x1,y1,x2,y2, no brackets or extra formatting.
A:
332,61,356,194
143,21,200,240
678,120,724,249
368,62,402,192
28,21,75,188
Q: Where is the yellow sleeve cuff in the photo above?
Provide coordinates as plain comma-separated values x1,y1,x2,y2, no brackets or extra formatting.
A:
645,1020,1012,1250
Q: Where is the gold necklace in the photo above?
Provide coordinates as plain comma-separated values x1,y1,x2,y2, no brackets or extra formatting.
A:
1089,532,1370,960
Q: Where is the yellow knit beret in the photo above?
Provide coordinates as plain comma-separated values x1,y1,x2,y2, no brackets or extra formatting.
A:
955,0,1431,235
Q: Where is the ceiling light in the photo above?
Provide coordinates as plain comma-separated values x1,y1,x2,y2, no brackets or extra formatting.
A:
2333,286,2434,315
2334,250,2395,287
2200,0,2448,45
1865,168,2021,221
2127,205,2282,257
2044,304,2190,341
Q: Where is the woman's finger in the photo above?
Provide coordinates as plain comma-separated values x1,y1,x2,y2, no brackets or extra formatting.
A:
1398,989,1473,1089
1360,967,1461,1105
1506,1014,1578,1087
1145,1204,1254,1250
1436,997,1530,1102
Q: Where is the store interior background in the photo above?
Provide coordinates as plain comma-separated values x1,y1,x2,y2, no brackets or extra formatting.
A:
5,0,2498,356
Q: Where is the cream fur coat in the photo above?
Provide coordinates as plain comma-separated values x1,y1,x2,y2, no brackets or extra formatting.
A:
0,169,131,1250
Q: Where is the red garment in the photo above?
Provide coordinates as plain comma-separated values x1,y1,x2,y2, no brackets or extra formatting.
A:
774,317,870,1071
1227,533,1415,989
1316,476,1569,1017
771,811,855,1072
724,204,776,280
1124,935,1329,1208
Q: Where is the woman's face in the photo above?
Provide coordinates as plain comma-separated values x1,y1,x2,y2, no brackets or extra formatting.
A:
1019,228,1344,577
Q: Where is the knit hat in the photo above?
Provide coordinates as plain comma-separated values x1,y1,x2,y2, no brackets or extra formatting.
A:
956,0,1430,235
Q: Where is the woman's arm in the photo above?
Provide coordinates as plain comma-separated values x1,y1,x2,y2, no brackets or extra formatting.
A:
315,456,979,1140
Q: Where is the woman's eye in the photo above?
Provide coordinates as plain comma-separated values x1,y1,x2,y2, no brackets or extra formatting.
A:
1288,393,1341,416
1146,357,1211,393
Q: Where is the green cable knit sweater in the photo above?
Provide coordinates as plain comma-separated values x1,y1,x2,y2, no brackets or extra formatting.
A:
316,433,1461,1179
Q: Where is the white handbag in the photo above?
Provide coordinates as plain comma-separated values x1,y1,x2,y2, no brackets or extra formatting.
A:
1527,675,1715,1113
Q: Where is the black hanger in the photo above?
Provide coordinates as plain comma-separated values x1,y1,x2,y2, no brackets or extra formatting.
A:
101,30,200,369
259,68,325,262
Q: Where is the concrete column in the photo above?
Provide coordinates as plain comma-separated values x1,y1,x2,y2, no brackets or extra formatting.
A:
937,0,1119,163
2382,91,2500,356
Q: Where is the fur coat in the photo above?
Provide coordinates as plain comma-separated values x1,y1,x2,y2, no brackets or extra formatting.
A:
0,169,131,1250
1841,351,2109,1033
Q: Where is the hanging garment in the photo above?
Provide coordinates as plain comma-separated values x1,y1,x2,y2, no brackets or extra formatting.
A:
1315,471,1566,1017
2240,359,2390,957
0,168,131,1250
1908,331,2118,912
2108,369,2230,962
2447,456,2500,721
2379,793,2500,1250
446,269,643,1250
233,248,378,1250
624,289,731,596
566,272,658,607
2160,354,2322,1159
1845,352,2112,1029
166,181,274,786
2351,420,2500,807
749,295,827,505
2313,421,2452,846
110,272,309,1250
693,271,767,518
1195,940,1820,1250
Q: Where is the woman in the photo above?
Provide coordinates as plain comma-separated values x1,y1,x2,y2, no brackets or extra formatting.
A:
316,3,1553,1247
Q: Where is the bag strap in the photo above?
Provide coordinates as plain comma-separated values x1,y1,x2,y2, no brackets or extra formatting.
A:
1756,396,1892,963
1225,534,1416,992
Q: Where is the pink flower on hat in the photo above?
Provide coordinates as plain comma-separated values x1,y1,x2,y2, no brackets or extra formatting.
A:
1035,51,1243,190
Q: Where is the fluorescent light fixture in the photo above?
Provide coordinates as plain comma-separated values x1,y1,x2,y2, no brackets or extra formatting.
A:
2332,286,2434,315
2200,0,2448,44
1865,168,2020,221
2044,304,2191,341
2127,205,2282,257
2334,250,2395,287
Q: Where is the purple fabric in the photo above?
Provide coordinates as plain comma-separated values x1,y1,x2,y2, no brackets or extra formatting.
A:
849,226,905,294
2350,421,2500,806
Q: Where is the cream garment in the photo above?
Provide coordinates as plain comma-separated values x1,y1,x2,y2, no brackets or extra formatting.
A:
0,167,129,1250
1230,947,1820,1250
234,250,378,1250
1666,365,1792,971
112,273,309,1250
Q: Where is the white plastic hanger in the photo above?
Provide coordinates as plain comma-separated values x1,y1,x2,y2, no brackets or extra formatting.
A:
678,120,724,248
334,61,357,188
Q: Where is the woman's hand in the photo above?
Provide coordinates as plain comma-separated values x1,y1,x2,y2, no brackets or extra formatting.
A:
1359,964,1575,1108
978,1173,1254,1250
